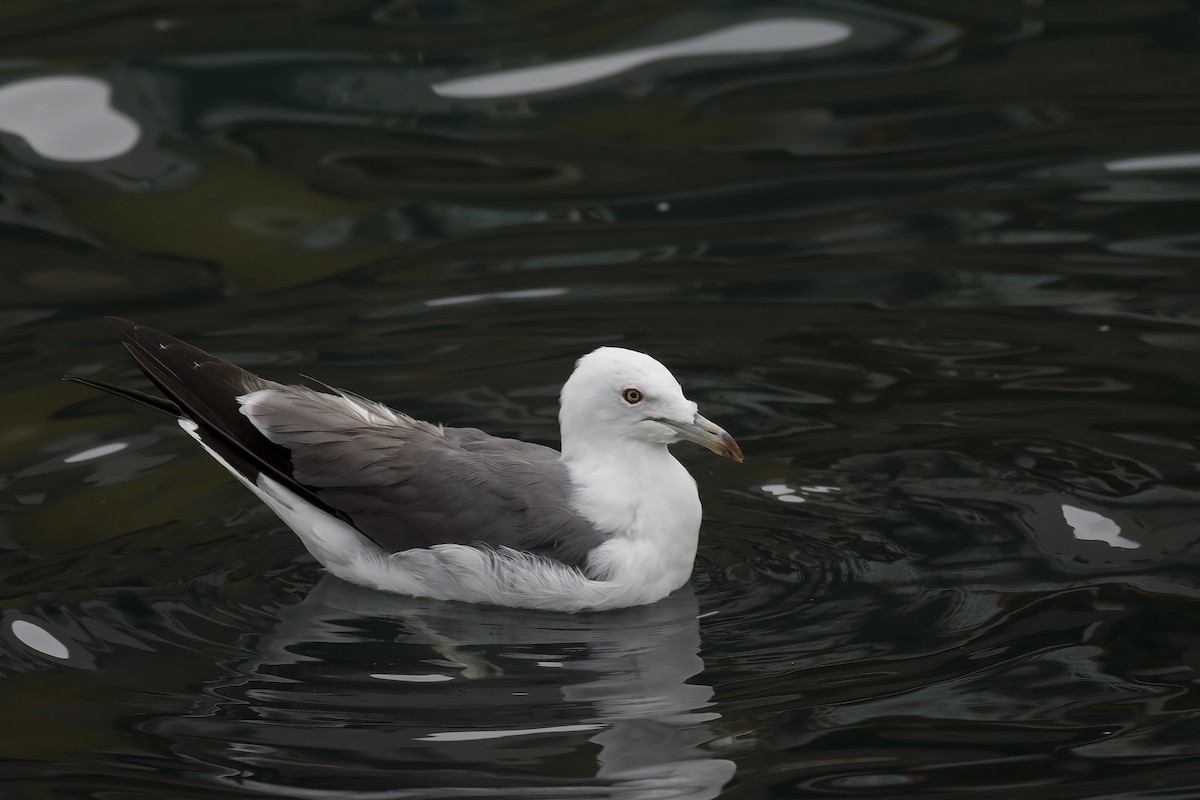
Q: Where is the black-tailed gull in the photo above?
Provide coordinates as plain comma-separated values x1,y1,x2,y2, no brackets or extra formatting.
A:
67,318,743,612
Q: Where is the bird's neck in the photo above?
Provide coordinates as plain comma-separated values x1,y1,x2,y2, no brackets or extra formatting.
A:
561,437,703,601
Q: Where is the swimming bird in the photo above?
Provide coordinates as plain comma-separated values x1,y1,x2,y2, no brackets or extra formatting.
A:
67,319,742,612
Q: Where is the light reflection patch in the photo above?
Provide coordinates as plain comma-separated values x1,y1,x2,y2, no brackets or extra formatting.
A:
425,287,568,307
417,723,604,742
3,613,96,669
762,483,841,504
63,441,129,463
369,673,455,682
1106,153,1200,172
10,619,70,659
0,76,139,162
1061,504,1139,550
433,18,852,99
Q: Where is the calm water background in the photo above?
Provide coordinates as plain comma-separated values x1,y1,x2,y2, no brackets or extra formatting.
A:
3,1,1200,798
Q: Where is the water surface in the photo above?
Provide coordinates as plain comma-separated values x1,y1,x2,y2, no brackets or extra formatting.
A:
4,1,1200,797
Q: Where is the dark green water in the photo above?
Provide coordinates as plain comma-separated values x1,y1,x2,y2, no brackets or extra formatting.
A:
4,1,1200,797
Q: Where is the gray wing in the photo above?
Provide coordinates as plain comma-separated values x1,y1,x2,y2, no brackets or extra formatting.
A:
81,318,605,571
242,387,607,569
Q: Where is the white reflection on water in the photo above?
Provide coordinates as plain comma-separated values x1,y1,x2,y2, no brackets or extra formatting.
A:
63,441,129,463
0,76,139,162
10,619,70,659
434,18,852,99
418,723,605,742
425,287,569,307
1061,504,1140,550
1106,153,1200,172
763,484,806,503
763,482,841,504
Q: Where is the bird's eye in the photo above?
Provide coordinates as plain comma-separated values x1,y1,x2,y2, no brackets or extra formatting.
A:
622,388,644,404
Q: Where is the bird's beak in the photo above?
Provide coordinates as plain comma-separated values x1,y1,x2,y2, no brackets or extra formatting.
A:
659,414,744,463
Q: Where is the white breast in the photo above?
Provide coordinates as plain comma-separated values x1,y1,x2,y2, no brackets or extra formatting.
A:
567,447,703,606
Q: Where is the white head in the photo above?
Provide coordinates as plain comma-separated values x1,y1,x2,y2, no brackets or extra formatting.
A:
559,347,742,463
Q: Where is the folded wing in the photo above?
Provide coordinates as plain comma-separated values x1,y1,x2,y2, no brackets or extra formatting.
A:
88,318,604,569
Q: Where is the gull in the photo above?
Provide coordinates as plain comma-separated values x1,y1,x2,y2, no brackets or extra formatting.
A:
67,318,742,612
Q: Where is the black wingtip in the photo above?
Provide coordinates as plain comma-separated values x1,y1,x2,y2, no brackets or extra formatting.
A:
104,316,138,338
63,374,182,417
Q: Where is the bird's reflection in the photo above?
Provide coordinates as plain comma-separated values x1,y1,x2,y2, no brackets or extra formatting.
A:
185,575,734,798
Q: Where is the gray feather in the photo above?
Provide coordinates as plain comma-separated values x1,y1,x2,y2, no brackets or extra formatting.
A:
242,388,607,569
